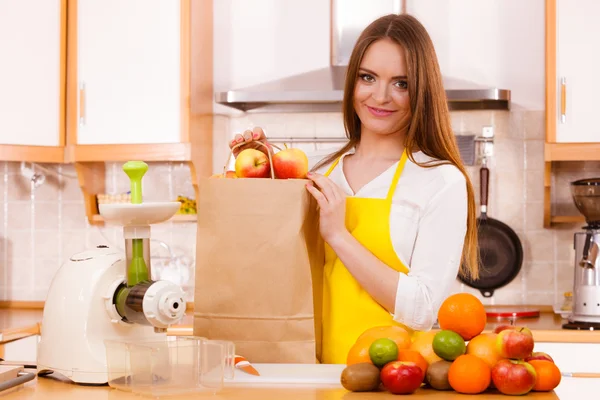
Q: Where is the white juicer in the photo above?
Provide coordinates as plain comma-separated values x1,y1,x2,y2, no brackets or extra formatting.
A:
36,161,187,384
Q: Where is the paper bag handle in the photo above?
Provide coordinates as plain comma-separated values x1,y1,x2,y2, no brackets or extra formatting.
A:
223,140,282,179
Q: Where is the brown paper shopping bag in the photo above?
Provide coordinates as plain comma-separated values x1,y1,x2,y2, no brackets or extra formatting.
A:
193,142,324,363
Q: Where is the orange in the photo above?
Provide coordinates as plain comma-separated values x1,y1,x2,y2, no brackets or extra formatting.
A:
397,349,428,375
346,337,373,366
356,325,412,351
466,333,501,368
529,360,561,392
448,354,491,394
409,331,443,366
437,293,486,341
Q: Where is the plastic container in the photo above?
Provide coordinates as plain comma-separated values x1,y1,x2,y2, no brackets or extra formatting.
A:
105,336,235,397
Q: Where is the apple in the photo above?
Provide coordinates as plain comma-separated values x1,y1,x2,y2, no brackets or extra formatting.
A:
493,325,518,334
235,148,271,178
496,326,534,359
272,147,309,179
491,359,537,396
380,361,424,395
525,352,554,363
210,170,237,178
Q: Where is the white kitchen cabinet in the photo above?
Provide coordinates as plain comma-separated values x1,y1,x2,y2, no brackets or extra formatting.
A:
0,0,64,147
74,0,182,145
553,0,600,143
533,342,600,374
2,335,39,363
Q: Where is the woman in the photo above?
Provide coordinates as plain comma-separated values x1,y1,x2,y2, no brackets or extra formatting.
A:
229,14,479,364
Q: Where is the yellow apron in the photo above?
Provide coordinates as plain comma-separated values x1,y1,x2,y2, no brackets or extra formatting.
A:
320,150,412,364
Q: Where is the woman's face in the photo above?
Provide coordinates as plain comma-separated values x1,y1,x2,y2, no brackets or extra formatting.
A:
353,38,411,138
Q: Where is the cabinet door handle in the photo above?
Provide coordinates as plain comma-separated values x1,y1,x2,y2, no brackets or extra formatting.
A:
79,82,86,126
560,77,566,123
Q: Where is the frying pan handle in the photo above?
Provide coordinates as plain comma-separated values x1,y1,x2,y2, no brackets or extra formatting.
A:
480,165,490,216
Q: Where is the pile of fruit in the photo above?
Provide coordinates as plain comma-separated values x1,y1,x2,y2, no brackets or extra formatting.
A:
210,143,309,180
340,293,562,395
175,195,196,214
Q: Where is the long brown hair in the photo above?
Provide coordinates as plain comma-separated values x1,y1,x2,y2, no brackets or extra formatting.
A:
314,14,479,281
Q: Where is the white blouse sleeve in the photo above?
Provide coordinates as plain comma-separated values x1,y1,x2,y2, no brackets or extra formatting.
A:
391,172,468,331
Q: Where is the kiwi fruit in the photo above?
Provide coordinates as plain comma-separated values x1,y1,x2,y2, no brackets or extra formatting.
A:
425,360,453,390
340,363,381,392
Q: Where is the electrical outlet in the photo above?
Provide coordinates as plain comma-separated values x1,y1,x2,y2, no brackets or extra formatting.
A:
482,126,494,138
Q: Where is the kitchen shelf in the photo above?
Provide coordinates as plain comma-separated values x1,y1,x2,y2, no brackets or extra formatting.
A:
0,145,65,163
75,161,200,226
65,143,192,162
90,213,197,224
545,142,600,161
550,215,585,224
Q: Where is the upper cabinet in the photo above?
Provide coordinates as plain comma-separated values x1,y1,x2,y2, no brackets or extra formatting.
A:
546,0,600,161
552,0,600,143
74,0,183,146
0,0,214,168
0,0,65,162
66,0,195,162
544,0,600,227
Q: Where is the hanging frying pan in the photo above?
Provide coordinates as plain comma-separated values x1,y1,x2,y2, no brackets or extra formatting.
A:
459,158,523,297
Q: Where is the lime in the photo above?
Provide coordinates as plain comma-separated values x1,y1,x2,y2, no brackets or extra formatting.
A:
368,338,398,368
432,330,466,361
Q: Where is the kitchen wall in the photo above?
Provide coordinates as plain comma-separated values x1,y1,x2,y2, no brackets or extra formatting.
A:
0,0,596,307
0,109,593,306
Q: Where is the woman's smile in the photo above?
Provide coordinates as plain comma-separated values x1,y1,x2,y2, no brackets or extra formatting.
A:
366,105,397,117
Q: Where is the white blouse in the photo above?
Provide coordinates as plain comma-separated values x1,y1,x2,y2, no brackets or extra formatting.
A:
307,146,468,331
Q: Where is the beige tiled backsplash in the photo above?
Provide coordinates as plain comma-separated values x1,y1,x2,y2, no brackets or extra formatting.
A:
0,110,597,307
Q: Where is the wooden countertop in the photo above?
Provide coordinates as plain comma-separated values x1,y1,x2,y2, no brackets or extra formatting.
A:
0,372,560,399
1,306,599,347
168,306,600,344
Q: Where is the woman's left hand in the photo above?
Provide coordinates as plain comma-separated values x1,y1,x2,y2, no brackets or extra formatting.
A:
305,172,348,244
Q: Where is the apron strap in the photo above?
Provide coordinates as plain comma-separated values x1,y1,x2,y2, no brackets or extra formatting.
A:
324,157,341,177
386,150,409,201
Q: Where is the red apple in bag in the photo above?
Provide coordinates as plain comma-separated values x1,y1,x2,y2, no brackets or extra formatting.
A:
272,147,309,179
235,148,271,178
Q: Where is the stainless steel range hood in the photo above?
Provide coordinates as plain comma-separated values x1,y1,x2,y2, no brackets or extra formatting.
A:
215,0,511,113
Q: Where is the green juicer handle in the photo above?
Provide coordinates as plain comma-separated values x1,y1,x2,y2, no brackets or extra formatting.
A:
123,161,148,204
123,161,149,285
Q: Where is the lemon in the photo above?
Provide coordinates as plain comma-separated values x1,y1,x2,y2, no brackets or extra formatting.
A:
432,330,466,361
368,338,398,368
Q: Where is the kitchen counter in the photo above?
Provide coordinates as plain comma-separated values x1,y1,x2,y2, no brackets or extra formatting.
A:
0,370,569,399
0,306,598,346
168,306,600,344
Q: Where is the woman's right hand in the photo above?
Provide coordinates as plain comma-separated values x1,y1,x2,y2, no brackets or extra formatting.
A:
229,126,270,157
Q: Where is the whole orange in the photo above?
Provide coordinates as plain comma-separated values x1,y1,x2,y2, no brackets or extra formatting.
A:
397,349,429,375
346,337,373,366
529,360,561,392
448,354,491,394
466,333,501,368
409,331,443,366
437,293,487,341
356,325,412,350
